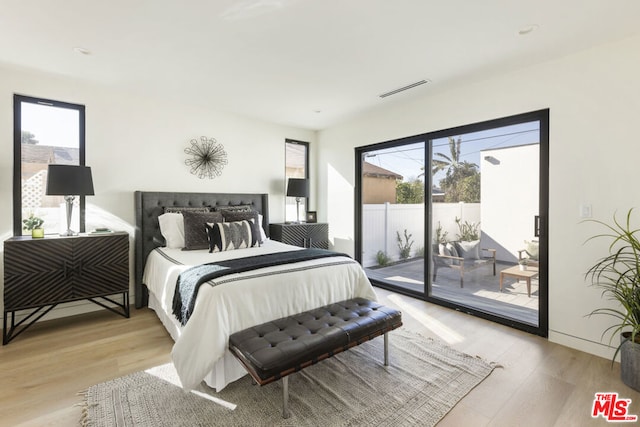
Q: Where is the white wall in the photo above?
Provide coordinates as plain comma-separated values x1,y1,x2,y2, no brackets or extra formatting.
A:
317,34,640,360
0,63,315,320
481,144,539,262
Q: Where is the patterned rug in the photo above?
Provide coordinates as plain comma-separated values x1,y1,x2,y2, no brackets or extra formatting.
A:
81,329,498,426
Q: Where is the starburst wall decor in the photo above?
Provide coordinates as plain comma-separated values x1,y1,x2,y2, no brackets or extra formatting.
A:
184,136,228,179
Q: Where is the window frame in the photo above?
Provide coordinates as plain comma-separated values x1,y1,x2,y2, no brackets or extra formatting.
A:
13,94,87,236
284,139,310,222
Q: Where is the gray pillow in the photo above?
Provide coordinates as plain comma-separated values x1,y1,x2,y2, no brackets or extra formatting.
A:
446,242,460,265
446,242,459,258
164,206,210,214
438,243,452,265
214,205,253,213
454,240,480,260
182,211,223,250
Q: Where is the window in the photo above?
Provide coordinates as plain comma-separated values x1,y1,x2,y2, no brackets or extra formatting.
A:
285,139,309,222
13,95,86,236
355,109,549,337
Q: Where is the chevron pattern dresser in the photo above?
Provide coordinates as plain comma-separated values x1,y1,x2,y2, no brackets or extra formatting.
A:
3,232,129,344
269,223,329,249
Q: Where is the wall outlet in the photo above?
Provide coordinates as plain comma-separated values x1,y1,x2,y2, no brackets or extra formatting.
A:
580,204,592,218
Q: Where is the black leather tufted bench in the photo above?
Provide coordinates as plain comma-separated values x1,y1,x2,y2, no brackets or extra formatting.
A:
229,297,402,418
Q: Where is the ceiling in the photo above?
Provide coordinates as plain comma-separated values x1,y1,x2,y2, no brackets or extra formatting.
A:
2,0,639,130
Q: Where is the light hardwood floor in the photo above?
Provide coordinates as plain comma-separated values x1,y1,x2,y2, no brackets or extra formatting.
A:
1,289,638,426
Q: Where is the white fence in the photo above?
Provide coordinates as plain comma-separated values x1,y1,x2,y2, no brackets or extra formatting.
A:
361,203,481,267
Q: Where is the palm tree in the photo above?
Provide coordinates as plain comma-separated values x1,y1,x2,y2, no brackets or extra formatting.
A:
432,136,480,203
432,137,464,176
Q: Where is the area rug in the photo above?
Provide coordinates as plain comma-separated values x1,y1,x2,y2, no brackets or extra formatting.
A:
81,329,498,426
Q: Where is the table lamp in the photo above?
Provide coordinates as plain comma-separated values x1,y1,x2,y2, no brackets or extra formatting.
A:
46,164,94,236
286,178,309,223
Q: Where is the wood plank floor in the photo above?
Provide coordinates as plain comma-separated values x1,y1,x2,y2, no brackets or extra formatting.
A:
1,289,638,426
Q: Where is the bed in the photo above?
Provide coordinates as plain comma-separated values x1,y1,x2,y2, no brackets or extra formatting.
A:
134,191,377,392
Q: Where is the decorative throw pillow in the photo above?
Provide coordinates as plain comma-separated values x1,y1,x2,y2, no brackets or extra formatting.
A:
182,211,223,250
454,240,480,260
446,242,459,258
525,240,539,260
158,213,185,249
258,213,268,242
438,243,453,265
445,242,460,265
220,210,262,244
206,220,257,253
214,205,253,213
164,206,210,214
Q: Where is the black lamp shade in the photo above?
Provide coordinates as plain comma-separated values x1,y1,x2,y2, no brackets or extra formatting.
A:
286,178,309,198
46,165,95,196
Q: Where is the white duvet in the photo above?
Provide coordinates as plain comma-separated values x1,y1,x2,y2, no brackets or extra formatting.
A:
142,239,377,391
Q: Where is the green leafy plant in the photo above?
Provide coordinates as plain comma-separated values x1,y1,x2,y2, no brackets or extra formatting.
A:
22,213,44,231
376,250,391,266
584,209,640,364
396,229,414,260
434,221,448,244
455,217,480,241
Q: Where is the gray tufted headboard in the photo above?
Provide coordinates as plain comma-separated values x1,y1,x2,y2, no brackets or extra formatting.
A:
134,191,270,308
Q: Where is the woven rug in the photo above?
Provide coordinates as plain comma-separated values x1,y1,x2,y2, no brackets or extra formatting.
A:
81,329,498,426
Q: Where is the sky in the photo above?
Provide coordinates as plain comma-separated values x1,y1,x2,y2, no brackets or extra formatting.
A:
364,121,540,185
21,102,79,148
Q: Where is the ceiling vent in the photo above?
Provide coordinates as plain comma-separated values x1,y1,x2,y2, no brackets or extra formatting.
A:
379,79,430,98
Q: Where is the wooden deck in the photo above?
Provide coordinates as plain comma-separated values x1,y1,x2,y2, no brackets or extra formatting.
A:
365,258,539,326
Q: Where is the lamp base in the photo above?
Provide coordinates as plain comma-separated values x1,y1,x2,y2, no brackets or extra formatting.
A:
61,195,77,237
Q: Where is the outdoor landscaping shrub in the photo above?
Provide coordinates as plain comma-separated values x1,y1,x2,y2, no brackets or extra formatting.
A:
455,217,480,241
434,221,448,244
376,250,391,266
396,229,414,259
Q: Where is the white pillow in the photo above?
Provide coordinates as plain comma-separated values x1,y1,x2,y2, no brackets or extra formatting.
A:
158,213,185,249
258,214,268,242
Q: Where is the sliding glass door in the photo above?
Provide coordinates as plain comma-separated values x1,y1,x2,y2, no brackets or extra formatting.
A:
355,110,548,336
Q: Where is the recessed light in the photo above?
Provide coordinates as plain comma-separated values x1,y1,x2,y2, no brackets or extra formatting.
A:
518,24,539,36
73,47,91,55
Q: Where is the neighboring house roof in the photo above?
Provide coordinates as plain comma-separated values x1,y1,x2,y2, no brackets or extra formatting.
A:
21,144,55,164
21,144,79,165
363,162,403,180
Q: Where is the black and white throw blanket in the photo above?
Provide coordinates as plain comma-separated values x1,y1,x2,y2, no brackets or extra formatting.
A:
172,249,348,325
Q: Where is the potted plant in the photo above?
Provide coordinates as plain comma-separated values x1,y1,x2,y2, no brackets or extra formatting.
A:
518,258,528,271
584,209,640,391
23,213,44,238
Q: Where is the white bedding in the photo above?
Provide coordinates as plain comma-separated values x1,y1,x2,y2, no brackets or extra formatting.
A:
142,239,377,391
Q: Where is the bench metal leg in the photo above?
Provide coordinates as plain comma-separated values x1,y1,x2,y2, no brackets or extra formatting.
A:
384,332,389,366
282,376,290,419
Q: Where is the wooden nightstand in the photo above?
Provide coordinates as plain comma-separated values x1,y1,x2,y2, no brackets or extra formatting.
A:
3,232,130,344
269,223,329,249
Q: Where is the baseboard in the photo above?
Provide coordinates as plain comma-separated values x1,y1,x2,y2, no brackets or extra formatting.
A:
549,329,618,362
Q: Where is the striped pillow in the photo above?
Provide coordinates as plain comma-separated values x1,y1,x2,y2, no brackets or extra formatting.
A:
206,220,257,253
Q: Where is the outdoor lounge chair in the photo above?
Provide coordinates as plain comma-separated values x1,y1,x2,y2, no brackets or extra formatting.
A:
432,242,496,287
517,240,539,267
